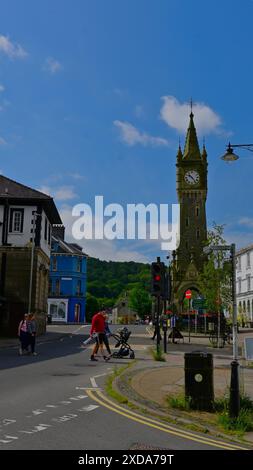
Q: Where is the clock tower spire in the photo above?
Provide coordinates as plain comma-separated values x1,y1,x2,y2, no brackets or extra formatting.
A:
173,112,208,312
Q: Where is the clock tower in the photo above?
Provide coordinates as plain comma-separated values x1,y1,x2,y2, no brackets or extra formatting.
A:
172,112,208,311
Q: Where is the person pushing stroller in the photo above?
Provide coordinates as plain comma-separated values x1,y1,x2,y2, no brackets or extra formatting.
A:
89,310,111,362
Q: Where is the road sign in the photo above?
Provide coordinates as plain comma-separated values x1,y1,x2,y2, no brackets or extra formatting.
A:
192,298,207,309
185,290,192,299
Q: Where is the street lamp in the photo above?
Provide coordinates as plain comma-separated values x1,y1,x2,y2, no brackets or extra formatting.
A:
28,212,42,314
203,244,239,417
221,142,253,162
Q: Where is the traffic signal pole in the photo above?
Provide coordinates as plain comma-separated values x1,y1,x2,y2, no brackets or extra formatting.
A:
156,295,161,354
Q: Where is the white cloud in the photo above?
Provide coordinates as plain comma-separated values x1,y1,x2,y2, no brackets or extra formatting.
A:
38,185,77,201
114,120,169,147
60,205,150,262
0,84,5,92
238,217,253,228
43,57,63,74
160,96,222,135
69,172,85,180
0,35,28,59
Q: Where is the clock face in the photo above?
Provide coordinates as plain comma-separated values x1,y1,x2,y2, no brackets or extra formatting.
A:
184,170,200,185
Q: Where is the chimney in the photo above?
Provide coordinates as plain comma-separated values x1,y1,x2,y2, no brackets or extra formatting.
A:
52,224,65,240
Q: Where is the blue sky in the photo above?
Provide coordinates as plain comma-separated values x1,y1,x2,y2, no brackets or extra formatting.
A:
0,0,253,261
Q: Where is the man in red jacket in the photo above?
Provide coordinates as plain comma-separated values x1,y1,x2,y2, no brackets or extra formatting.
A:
90,310,109,361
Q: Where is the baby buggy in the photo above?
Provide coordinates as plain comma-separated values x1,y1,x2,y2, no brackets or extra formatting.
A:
111,326,135,359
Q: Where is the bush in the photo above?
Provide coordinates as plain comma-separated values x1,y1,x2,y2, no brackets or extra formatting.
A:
218,409,253,433
167,394,191,411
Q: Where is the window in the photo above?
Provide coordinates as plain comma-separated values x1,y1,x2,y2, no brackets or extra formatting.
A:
76,280,81,295
49,279,52,295
247,300,251,313
237,256,241,270
185,217,189,227
247,252,251,268
196,206,200,217
238,278,241,294
55,279,60,295
9,208,24,233
49,301,67,321
247,276,251,292
77,258,82,272
52,257,57,271
196,229,200,239
44,218,48,241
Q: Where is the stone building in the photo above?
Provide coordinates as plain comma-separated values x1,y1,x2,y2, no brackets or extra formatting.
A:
0,175,61,336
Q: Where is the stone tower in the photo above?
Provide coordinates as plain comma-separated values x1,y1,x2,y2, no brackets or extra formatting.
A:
172,112,208,311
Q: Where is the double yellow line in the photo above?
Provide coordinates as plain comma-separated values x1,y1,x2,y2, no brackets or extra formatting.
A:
87,389,248,450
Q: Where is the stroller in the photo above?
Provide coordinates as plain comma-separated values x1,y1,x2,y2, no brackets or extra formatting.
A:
110,326,135,359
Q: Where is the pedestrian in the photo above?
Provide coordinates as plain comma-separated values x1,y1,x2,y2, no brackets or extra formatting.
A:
89,310,110,361
28,313,37,356
151,317,161,341
17,313,29,355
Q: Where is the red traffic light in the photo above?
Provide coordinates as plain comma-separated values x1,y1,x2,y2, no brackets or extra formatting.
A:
154,275,161,281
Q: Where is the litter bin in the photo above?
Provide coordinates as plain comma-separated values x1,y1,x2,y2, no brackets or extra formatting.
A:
47,315,52,324
184,351,214,411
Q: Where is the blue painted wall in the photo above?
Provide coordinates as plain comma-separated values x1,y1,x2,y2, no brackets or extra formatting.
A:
49,240,87,323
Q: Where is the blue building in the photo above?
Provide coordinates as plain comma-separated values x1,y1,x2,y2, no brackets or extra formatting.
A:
48,225,87,323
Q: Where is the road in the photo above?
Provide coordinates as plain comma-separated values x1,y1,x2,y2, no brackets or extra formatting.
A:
0,324,249,450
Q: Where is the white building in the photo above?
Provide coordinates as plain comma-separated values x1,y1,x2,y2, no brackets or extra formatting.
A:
0,175,61,335
236,244,253,324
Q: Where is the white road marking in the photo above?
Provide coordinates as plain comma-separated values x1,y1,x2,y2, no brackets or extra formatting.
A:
78,405,99,412
75,387,87,390
1,419,16,426
19,424,51,434
59,400,72,404
72,325,89,335
90,372,108,388
52,414,78,423
45,405,58,408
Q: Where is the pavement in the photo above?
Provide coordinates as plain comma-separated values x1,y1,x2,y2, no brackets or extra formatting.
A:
1,325,253,447
110,330,253,447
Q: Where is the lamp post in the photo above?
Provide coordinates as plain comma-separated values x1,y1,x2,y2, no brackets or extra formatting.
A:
203,244,239,417
221,142,253,162
28,212,41,314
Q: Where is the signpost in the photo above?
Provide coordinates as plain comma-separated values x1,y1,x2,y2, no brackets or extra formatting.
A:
185,290,192,343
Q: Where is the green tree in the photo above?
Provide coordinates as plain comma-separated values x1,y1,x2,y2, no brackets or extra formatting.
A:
128,286,152,320
85,293,99,322
199,223,232,313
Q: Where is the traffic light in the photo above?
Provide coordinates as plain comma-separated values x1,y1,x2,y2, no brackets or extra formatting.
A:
162,270,172,302
151,261,165,297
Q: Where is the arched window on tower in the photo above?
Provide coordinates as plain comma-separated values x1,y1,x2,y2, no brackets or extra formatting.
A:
196,206,200,217
196,229,200,239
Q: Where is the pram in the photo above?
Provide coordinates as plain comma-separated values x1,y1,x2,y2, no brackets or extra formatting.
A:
110,326,135,359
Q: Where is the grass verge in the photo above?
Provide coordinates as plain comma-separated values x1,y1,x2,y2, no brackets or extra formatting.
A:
105,362,136,406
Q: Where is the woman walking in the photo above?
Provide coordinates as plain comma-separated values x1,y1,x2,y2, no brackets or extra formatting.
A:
17,313,29,355
28,313,37,356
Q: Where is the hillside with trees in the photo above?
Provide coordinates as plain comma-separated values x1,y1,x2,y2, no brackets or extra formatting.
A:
86,257,151,321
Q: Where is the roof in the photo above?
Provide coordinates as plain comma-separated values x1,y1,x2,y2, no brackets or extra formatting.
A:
236,244,253,256
52,235,88,256
183,112,202,160
0,175,62,224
